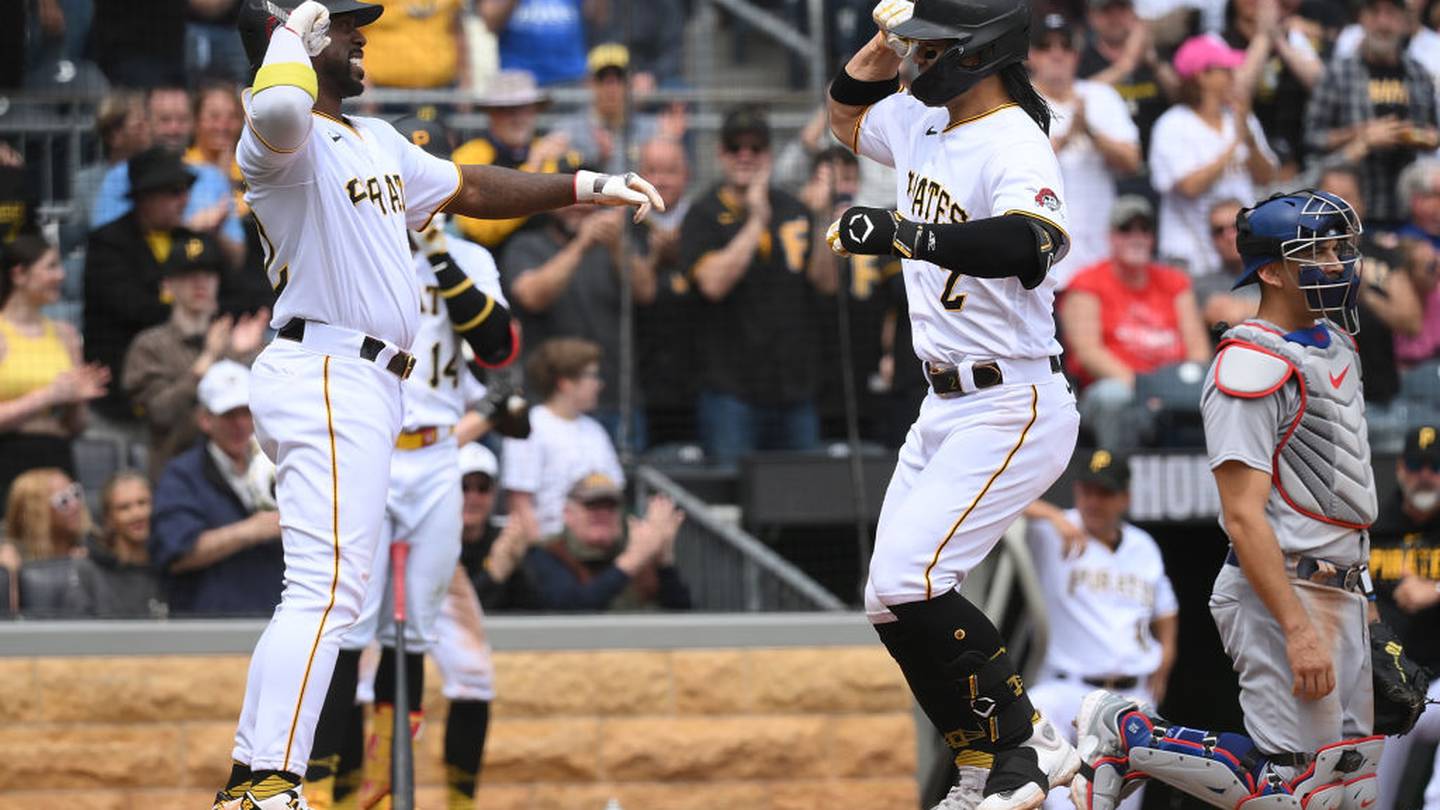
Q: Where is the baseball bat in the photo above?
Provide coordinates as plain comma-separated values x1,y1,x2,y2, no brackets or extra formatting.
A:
389,541,415,810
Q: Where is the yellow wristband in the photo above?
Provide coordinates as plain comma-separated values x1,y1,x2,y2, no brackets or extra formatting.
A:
254,62,318,100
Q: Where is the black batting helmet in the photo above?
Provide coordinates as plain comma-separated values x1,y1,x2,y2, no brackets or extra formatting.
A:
238,0,383,76
890,0,1031,106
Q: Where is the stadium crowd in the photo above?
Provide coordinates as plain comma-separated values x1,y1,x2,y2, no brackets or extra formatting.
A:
0,0,1434,634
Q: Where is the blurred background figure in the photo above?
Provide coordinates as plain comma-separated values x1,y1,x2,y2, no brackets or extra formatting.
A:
1079,0,1179,159
0,467,90,615
457,442,539,611
66,91,152,250
557,44,686,176
479,0,588,87
70,471,164,618
1219,0,1322,176
1191,197,1256,329
363,0,475,97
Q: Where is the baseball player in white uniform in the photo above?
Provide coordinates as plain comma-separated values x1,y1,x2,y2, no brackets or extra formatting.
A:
827,1,1081,808
1022,449,1177,810
219,2,662,807
1073,191,1382,810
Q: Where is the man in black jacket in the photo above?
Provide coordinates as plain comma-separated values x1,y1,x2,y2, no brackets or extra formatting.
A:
84,147,197,425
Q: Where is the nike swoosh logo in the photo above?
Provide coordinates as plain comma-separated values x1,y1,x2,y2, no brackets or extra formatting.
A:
1329,366,1350,388
926,127,938,135
1207,787,1227,795
330,133,342,142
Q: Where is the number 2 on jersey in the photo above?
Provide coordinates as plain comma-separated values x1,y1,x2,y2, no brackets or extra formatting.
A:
941,269,968,312
429,343,460,389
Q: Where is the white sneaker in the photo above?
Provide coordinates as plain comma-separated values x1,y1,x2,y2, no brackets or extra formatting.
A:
931,765,989,810
974,714,1083,810
1070,691,1152,810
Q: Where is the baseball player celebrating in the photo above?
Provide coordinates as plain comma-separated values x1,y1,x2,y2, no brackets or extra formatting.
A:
301,115,516,810
827,1,1081,807
1021,449,1177,810
1072,190,1384,810
217,2,662,807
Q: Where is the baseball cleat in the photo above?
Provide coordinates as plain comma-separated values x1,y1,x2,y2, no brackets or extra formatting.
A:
931,764,989,810
238,789,308,810
974,714,1083,810
1070,691,1152,810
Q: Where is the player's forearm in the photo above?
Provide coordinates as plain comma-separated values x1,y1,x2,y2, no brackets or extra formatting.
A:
248,28,317,152
828,33,901,146
446,165,576,221
694,219,764,301
1226,512,1312,636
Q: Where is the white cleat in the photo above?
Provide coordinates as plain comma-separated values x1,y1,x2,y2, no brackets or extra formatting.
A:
974,714,1083,810
238,790,308,810
1070,691,1152,810
931,764,989,810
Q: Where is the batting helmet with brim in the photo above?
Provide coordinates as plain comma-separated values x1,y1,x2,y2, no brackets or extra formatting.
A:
238,0,383,75
888,0,1031,106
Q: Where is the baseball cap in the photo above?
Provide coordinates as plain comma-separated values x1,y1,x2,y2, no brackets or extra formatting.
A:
161,231,224,278
567,472,624,504
721,107,771,151
458,442,499,478
1403,424,1440,470
478,70,548,108
128,146,196,198
1173,34,1246,79
588,43,630,77
1031,12,1078,46
1109,195,1155,229
1077,448,1131,492
198,359,251,415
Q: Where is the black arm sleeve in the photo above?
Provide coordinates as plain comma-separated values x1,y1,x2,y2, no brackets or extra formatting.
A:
893,214,1067,290
428,253,519,367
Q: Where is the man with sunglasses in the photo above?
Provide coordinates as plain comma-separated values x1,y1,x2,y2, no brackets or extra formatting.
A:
1074,190,1386,810
1369,423,1440,810
678,106,838,464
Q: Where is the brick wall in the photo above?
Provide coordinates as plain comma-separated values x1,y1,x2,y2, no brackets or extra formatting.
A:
0,646,918,810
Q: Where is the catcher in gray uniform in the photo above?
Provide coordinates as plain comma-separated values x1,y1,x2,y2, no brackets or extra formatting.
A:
1071,190,1386,810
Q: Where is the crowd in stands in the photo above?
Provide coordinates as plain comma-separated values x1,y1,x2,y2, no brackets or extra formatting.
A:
0,0,1439,617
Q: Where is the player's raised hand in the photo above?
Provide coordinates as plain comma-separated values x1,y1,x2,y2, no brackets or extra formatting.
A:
574,170,666,223
1285,622,1335,700
282,0,332,57
873,0,916,56
829,206,902,256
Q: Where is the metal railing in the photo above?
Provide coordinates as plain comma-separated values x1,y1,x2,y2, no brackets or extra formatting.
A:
633,465,846,612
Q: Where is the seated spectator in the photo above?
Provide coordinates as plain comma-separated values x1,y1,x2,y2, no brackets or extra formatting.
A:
91,0,187,87
1221,0,1323,172
91,87,244,267
1078,0,1179,156
479,0,587,87
0,140,39,243
1031,12,1143,282
150,360,283,616
1022,449,1178,810
681,107,836,464
525,472,691,612
65,91,151,250
1395,237,1440,369
452,71,583,251
1192,197,1258,328
0,467,90,613
1151,34,1277,274
185,0,249,81
70,471,164,618
502,201,645,442
185,82,245,216
85,148,202,428
1304,0,1439,231
123,233,266,480
456,442,540,611
556,44,683,176
0,236,108,502
1061,196,1212,451
1397,157,1440,250
363,0,473,94
502,338,624,537
584,0,684,93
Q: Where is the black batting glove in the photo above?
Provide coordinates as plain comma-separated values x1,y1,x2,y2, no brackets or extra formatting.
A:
826,206,923,258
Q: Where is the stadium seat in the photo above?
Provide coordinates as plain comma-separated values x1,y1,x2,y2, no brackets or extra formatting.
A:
17,558,83,617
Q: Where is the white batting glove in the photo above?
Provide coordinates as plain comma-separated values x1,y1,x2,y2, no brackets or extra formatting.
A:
872,0,915,31
575,170,666,223
415,214,450,257
826,219,852,257
279,0,331,57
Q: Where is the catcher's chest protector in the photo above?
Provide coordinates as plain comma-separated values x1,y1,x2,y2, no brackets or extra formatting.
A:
1217,321,1378,529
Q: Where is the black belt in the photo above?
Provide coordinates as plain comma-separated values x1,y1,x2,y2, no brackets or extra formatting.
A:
1224,549,1368,593
1055,671,1139,691
927,355,1063,397
277,318,416,380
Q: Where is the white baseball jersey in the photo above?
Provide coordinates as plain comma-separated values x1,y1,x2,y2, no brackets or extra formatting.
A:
1026,509,1178,678
238,99,462,349
501,405,624,537
403,239,505,430
853,96,1070,365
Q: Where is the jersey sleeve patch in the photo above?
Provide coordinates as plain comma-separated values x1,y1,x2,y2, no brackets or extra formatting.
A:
1214,342,1295,398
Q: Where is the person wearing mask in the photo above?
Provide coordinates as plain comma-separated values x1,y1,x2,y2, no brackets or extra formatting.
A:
451,71,584,251
123,232,267,480
90,86,245,267
70,471,165,618
1150,34,1278,274
1031,12,1143,281
526,472,691,612
1305,0,1440,230
0,235,108,502
0,467,90,613
1368,423,1440,810
149,360,283,616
